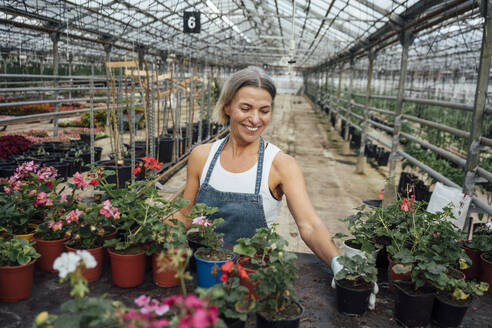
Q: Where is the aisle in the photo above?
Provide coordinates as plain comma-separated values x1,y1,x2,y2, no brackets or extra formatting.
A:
162,94,388,253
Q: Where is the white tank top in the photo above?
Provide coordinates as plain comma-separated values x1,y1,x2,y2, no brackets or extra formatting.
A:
199,138,282,227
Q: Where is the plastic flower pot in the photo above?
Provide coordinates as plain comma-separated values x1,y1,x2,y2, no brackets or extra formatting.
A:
65,245,104,283
221,316,245,328
343,239,379,260
152,252,179,287
480,252,492,293
108,248,146,288
460,242,483,280
394,282,435,327
431,292,472,328
33,234,69,273
335,279,372,316
256,301,304,328
194,248,236,288
0,259,37,302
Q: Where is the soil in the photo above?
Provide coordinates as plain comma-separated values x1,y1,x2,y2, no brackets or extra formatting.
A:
435,290,473,307
195,247,234,262
336,278,373,290
345,239,362,249
395,281,434,296
259,301,303,321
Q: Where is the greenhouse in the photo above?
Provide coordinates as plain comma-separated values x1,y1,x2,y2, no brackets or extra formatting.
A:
0,0,491,327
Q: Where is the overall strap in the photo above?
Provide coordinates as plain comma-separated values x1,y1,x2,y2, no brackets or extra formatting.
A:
254,137,265,195
203,136,229,185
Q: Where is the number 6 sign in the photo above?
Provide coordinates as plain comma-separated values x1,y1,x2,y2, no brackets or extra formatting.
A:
183,12,201,33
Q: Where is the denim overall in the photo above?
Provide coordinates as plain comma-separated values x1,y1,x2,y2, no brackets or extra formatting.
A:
196,136,268,246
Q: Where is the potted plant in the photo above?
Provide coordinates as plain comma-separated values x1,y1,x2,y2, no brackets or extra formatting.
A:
250,230,303,328
233,225,287,297
334,254,378,316
431,272,489,327
197,260,255,328
33,171,86,272
187,203,219,251
0,161,51,238
192,215,235,288
101,157,172,288
146,213,189,287
479,220,492,292
0,237,40,302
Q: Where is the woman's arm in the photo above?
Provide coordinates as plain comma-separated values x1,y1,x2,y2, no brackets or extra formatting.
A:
168,144,211,228
273,153,340,266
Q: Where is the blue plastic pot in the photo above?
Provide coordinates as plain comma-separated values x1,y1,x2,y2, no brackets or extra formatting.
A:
194,248,236,288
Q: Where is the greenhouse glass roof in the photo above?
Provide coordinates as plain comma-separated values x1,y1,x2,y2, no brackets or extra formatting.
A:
0,0,485,68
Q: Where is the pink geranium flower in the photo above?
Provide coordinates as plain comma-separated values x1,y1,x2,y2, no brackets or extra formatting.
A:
73,172,87,188
65,209,83,224
48,220,63,231
35,192,48,207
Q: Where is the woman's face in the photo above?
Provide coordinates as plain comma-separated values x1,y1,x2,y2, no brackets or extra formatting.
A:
225,86,273,145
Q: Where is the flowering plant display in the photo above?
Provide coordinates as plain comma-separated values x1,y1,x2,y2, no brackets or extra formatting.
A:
0,161,62,235
0,135,31,160
117,294,225,328
197,260,255,322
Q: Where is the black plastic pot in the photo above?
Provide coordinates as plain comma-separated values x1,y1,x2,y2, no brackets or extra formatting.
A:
394,282,435,327
256,302,304,328
0,164,17,178
432,293,472,327
157,135,174,164
187,232,207,273
335,279,372,316
97,160,132,188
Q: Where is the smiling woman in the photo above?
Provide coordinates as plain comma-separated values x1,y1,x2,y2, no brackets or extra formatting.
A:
176,67,341,272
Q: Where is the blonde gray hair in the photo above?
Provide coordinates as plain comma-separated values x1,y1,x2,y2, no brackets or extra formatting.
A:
215,67,276,124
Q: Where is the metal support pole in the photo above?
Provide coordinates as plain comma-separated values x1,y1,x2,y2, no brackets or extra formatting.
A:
335,65,343,131
90,63,95,164
131,78,136,184
463,3,492,196
206,66,213,139
198,63,206,143
383,29,415,207
150,61,156,159
343,59,355,155
104,44,112,130
187,63,195,149
50,32,60,137
356,51,376,174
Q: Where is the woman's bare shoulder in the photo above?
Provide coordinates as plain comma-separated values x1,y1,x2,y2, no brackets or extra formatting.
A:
271,151,302,181
188,143,214,174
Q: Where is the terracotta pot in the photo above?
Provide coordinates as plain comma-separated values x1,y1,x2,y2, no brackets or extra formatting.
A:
152,253,179,287
388,256,411,293
108,248,146,288
64,245,104,282
15,223,38,241
33,234,69,273
0,259,37,302
102,229,118,264
460,242,483,280
480,252,492,293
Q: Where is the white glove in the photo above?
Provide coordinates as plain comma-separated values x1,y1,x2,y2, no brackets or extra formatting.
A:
330,256,379,310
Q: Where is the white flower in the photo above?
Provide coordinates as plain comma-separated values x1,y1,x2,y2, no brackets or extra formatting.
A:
76,250,97,269
52,251,97,278
53,252,81,279
486,220,492,230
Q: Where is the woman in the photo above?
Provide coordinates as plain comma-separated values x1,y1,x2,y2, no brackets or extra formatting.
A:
178,67,341,271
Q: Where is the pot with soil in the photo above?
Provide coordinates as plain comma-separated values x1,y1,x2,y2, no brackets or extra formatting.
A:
480,252,492,293
194,247,236,288
432,291,473,327
333,254,377,316
33,234,70,273
256,301,304,328
97,159,132,188
343,239,379,260
186,231,208,272
65,243,104,282
107,246,146,288
394,282,435,327
388,256,411,293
